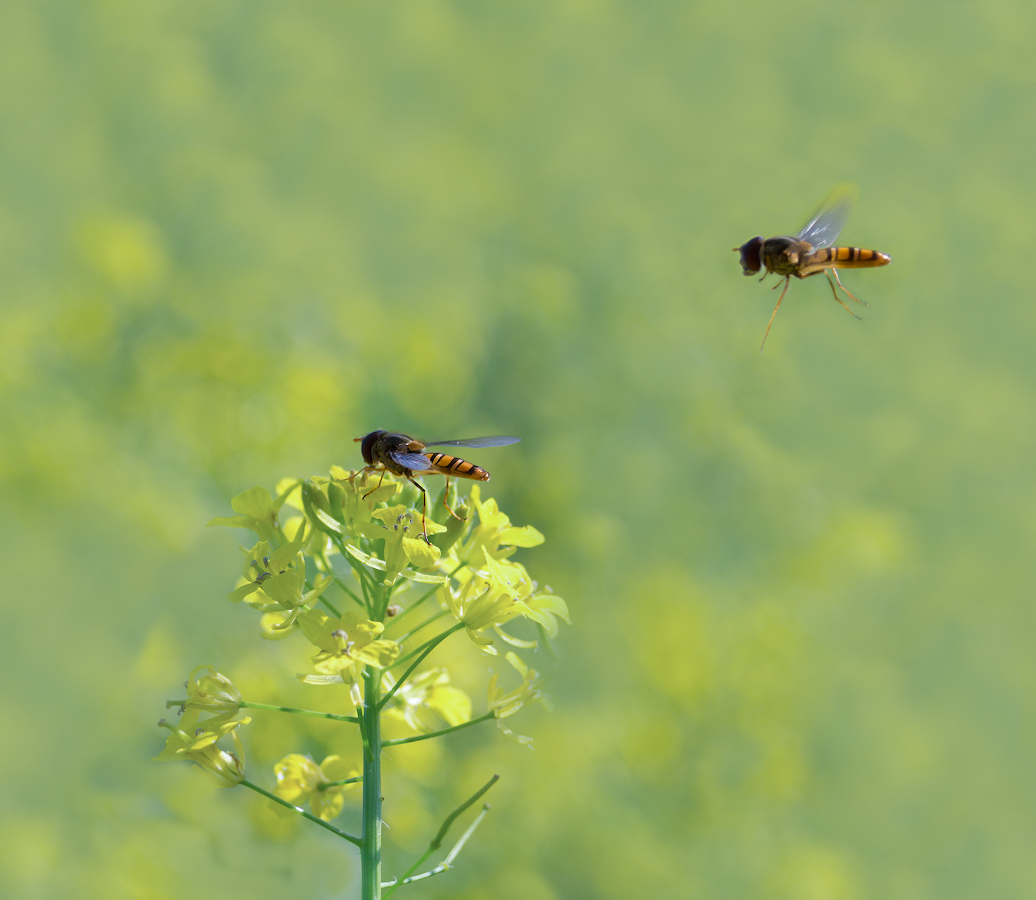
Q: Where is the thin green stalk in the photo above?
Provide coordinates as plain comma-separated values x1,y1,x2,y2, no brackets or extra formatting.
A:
381,775,498,898
387,562,467,629
318,595,342,617
392,608,449,644
314,546,367,612
355,703,369,752
385,803,493,886
256,521,282,549
352,549,378,590
239,700,359,724
240,779,361,847
388,621,466,672
319,775,364,790
334,536,374,612
379,623,465,711
383,573,402,606
382,805,490,891
376,578,394,623
304,578,341,618
348,554,374,611
382,712,494,747
361,666,383,900
331,574,366,610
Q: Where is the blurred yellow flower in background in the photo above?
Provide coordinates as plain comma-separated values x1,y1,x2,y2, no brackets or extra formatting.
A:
272,753,361,822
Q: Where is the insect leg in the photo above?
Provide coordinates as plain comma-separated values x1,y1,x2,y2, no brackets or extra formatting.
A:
361,469,387,499
760,277,791,352
824,270,862,320
349,465,375,484
441,476,466,522
405,475,430,542
829,267,867,306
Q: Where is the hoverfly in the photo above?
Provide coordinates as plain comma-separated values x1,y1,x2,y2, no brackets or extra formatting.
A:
353,431,521,540
735,185,892,351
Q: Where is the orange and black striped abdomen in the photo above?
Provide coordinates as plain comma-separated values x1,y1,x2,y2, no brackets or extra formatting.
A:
806,246,891,269
425,452,491,481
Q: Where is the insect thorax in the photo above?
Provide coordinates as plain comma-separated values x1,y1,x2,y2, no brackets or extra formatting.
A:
762,236,810,276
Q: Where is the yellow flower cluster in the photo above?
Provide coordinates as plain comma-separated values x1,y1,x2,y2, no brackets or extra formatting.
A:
298,609,401,681
154,667,250,784
166,469,568,806
436,486,569,653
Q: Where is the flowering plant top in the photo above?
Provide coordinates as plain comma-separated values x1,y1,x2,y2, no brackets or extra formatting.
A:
154,466,568,899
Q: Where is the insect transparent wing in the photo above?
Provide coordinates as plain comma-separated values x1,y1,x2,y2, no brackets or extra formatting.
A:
390,451,434,471
794,184,857,250
422,436,521,449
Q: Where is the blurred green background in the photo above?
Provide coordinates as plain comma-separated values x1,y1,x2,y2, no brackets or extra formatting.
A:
2,2,1034,898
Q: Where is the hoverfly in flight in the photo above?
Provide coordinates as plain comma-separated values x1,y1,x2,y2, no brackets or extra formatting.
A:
734,185,892,351
353,431,521,540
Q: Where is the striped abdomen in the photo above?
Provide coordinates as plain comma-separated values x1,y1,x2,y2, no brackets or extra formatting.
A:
805,246,891,269
424,452,491,481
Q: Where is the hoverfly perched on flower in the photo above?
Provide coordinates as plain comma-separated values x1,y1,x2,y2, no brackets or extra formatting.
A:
735,185,892,351
353,431,521,540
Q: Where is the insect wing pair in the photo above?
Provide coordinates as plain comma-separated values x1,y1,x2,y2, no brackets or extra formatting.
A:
792,185,856,254
387,435,521,477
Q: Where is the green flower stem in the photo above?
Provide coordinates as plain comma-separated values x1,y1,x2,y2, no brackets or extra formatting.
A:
381,775,498,898
319,775,364,790
383,804,491,891
379,623,465,711
359,567,382,613
238,700,359,724
315,546,367,611
394,608,449,644
382,712,495,747
376,582,395,623
334,536,374,611
381,580,405,622
361,666,383,900
384,585,438,629
382,804,491,892
348,556,374,611
351,549,377,589
329,573,366,610
318,595,342,617
387,621,466,672
383,574,403,606
388,562,467,629
304,578,341,618
257,522,283,549
355,703,369,751
240,779,362,847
